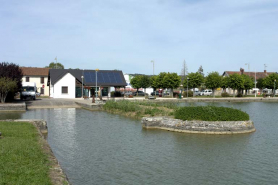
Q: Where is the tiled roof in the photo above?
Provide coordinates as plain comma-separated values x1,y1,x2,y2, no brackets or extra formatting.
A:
20,67,49,76
223,71,275,79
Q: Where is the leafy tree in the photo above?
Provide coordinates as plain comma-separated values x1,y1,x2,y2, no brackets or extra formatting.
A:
197,65,204,77
228,73,244,97
183,72,204,96
242,74,254,95
263,73,278,94
45,62,64,69
156,72,168,96
130,75,141,96
205,72,222,98
0,77,17,103
0,62,23,101
162,73,181,97
221,77,230,92
140,75,151,94
256,78,265,90
180,60,188,83
150,76,159,96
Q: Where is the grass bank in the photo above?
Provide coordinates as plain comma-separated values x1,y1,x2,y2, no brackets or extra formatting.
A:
103,100,176,119
0,121,52,185
103,100,250,121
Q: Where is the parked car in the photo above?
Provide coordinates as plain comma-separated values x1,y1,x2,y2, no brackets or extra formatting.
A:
124,91,133,96
151,91,159,96
133,91,147,96
193,90,201,96
203,89,213,96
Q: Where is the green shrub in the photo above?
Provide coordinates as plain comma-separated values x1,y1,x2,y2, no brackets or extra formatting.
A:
182,90,193,97
221,92,230,97
103,100,138,112
236,93,243,97
174,106,249,121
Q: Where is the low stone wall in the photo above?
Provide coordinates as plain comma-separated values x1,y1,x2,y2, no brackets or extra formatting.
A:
0,103,26,111
142,117,256,134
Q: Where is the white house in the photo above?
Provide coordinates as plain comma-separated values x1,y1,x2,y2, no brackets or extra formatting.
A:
48,69,126,98
20,67,50,96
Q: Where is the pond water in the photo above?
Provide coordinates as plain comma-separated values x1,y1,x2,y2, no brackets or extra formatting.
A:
0,102,278,185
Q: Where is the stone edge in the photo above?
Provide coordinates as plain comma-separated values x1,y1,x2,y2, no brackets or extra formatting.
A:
2,119,70,185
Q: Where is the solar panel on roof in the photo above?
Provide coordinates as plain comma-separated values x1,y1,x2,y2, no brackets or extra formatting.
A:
83,71,124,84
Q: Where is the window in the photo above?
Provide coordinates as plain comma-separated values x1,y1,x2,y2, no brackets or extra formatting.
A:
26,77,29,82
62,86,68,94
41,77,44,84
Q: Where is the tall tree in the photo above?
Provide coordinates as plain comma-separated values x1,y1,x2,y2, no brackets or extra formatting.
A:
45,62,64,69
263,73,278,94
0,62,23,101
180,60,188,83
156,72,168,96
221,76,230,93
197,65,204,77
140,75,151,94
150,75,159,96
228,73,244,97
0,77,17,103
242,74,254,95
205,72,222,98
130,75,141,96
183,72,204,96
256,78,265,90
162,73,181,97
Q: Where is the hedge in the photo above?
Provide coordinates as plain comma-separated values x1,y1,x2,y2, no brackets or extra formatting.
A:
174,106,249,121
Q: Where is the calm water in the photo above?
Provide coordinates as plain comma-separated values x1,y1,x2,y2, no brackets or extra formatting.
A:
1,102,278,185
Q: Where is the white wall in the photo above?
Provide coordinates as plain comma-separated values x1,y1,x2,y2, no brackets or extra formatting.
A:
22,76,49,96
51,73,76,98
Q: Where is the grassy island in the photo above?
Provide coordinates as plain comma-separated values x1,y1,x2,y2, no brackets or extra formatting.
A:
103,100,249,121
0,121,52,184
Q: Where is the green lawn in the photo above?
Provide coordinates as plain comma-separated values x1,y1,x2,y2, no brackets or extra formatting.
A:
0,121,52,185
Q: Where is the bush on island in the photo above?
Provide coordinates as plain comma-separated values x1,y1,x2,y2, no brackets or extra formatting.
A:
174,106,249,121
182,90,193,97
221,92,230,97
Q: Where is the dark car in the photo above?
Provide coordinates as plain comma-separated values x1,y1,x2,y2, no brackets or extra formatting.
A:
151,91,159,96
133,91,147,96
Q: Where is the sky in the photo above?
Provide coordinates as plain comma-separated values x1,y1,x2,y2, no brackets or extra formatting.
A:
1,0,278,75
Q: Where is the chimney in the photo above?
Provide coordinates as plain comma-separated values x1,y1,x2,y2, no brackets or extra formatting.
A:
264,70,266,73
240,68,244,75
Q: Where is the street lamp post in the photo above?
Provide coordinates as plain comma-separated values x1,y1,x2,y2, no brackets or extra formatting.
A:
151,60,154,75
180,84,183,99
96,69,99,99
81,75,84,98
274,79,276,97
187,77,189,98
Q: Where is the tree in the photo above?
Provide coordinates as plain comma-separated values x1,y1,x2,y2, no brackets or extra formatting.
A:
183,72,204,96
150,75,159,96
140,75,151,94
156,72,168,96
130,75,141,96
180,60,188,83
45,62,64,69
256,78,265,90
197,65,204,77
228,73,244,97
263,73,278,94
221,77,230,92
0,62,23,101
242,74,254,95
0,77,17,103
205,72,222,98
162,73,181,97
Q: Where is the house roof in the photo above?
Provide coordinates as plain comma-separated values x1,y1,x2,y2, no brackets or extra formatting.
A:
223,70,275,80
48,69,126,87
21,67,49,76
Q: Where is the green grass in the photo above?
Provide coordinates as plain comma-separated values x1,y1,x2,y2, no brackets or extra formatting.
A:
174,106,249,121
0,121,52,185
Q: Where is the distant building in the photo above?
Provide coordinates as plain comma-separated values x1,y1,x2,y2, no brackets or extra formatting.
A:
223,68,275,79
48,69,126,98
20,67,49,96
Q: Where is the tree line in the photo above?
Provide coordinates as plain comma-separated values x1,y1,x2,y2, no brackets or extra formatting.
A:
130,71,278,98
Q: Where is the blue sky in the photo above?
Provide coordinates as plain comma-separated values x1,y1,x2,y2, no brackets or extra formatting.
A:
1,0,277,75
